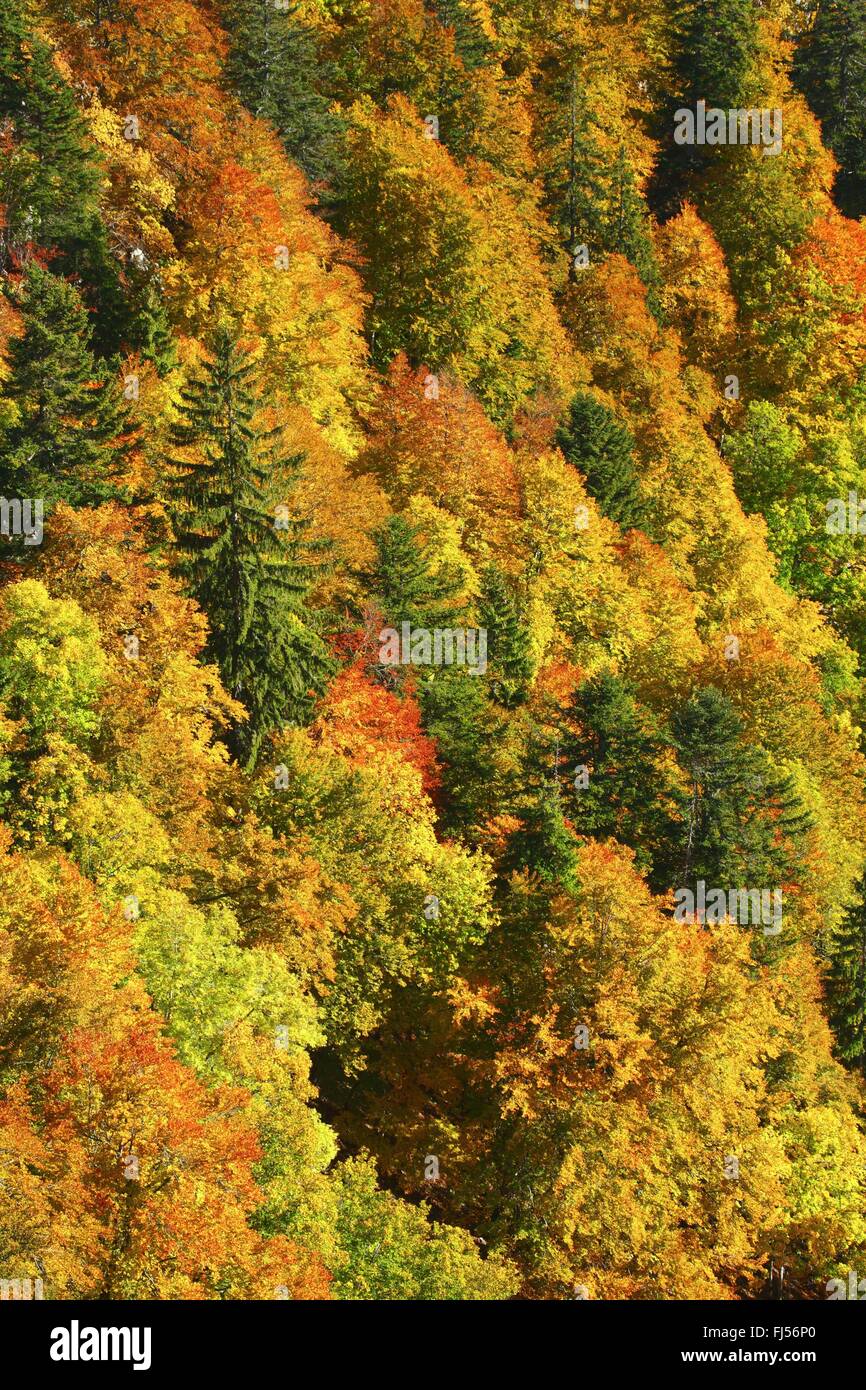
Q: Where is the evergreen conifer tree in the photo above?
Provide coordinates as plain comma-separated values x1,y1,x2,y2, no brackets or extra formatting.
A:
668,686,812,893
479,565,532,708
223,0,344,185
1,263,132,506
432,0,496,69
792,0,866,216
650,0,762,212
167,327,332,765
0,0,102,258
365,515,465,635
560,671,674,883
502,782,580,887
538,66,608,269
602,146,663,319
555,392,646,531
827,878,866,1076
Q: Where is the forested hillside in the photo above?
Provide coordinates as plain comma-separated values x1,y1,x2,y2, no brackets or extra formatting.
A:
2,0,866,1300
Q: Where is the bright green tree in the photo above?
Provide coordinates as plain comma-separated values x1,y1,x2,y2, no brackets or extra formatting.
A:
331,1154,518,1300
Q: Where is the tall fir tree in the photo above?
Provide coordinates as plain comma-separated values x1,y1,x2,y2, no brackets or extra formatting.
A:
222,0,345,185
666,686,812,893
537,64,661,310
650,0,762,213
602,146,663,320
671,0,762,110
479,565,532,708
0,0,129,347
538,64,610,270
826,877,866,1077
0,263,132,507
555,392,646,531
560,671,675,885
0,0,102,259
792,0,866,217
362,516,502,830
419,666,502,834
167,327,332,766
125,275,178,378
364,514,465,636
432,0,496,69
501,781,580,888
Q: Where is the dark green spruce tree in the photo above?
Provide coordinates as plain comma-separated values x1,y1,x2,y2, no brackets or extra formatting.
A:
502,714,580,888
792,0,866,217
432,0,497,69
222,0,345,185
0,0,129,349
364,514,465,635
555,391,646,531
0,263,132,507
479,565,532,708
650,0,762,213
0,0,101,259
559,671,676,886
168,327,332,766
537,63,610,269
826,878,866,1077
537,61,661,310
501,781,580,888
363,515,505,832
666,685,812,894
602,146,663,320
125,274,178,378
421,669,502,834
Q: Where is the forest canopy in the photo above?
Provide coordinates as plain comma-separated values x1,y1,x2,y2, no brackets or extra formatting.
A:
1,0,866,1303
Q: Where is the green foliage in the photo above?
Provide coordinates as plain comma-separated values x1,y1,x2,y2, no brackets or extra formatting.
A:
793,0,866,217
0,0,102,260
167,328,332,764
432,0,496,69
0,579,106,749
555,392,646,531
667,686,813,892
651,0,763,210
0,263,132,506
560,671,675,884
502,782,580,888
671,0,762,111
223,0,345,185
827,875,866,1076
419,666,504,833
364,513,465,634
723,404,866,664
479,564,533,707
602,146,663,319
331,1154,519,1300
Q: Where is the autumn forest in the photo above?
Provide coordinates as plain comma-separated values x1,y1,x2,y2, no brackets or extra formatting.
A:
2,0,866,1304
